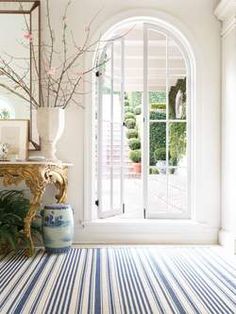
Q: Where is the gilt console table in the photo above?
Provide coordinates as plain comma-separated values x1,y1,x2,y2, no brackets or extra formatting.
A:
0,162,72,256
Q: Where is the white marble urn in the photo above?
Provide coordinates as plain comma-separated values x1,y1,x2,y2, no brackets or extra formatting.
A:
37,107,65,161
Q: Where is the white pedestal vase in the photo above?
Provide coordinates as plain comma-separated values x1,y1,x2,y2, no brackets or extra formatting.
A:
37,107,65,161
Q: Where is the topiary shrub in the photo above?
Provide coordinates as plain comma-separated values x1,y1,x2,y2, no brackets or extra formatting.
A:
128,138,141,150
129,149,141,163
131,91,142,107
134,106,141,115
125,118,136,129
126,129,138,139
151,103,166,110
125,112,135,120
154,147,166,161
149,167,160,175
149,112,166,165
125,106,134,113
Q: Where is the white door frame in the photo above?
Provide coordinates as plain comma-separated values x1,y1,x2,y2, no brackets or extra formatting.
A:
87,14,196,222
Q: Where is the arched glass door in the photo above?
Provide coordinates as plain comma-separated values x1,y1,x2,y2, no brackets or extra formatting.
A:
95,22,190,219
96,40,125,219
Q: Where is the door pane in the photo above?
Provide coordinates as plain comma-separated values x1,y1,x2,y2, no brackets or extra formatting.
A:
146,25,189,218
99,45,112,214
167,167,188,215
149,122,166,167
168,122,187,168
123,24,143,218
148,168,168,214
168,40,187,120
148,30,167,120
148,122,168,213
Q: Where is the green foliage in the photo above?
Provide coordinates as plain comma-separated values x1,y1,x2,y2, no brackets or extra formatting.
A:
125,112,135,120
149,91,166,104
125,118,136,129
124,100,130,107
134,106,141,115
149,112,166,165
169,123,186,165
126,129,138,139
154,147,166,161
150,111,166,120
125,106,134,113
169,78,186,119
129,149,141,163
149,167,159,175
128,138,141,150
0,190,40,253
131,91,142,107
151,103,166,110
168,78,187,165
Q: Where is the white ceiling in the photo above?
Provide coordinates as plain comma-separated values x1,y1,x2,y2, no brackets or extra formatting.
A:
104,23,186,92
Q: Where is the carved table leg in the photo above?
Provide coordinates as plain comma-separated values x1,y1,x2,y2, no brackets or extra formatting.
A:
56,181,67,203
49,169,68,203
24,193,43,256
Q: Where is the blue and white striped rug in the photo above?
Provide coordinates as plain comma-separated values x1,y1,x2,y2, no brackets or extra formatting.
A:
0,246,235,314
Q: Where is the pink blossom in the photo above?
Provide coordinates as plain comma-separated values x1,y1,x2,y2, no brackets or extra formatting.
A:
24,32,33,42
85,26,90,32
47,67,56,76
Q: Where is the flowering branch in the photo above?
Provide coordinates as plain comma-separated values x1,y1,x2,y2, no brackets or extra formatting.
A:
0,0,106,110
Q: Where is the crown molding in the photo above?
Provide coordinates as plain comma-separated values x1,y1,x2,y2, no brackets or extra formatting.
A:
215,1,236,37
215,0,236,21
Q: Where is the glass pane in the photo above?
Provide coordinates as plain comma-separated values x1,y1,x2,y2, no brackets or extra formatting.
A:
167,167,187,215
100,45,112,213
112,40,122,211
168,122,187,168
113,40,122,86
148,30,167,120
168,40,187,120
102,45,112,123
100,120,112,212
122,23,143,218
149,122,166,167
101,173,111,212
148,169,168,213
124,24,143,92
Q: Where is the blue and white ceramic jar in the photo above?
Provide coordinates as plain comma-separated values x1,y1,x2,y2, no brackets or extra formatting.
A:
42,204,74,254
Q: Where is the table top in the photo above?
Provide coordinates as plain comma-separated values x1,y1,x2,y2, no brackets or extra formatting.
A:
0,161,73,166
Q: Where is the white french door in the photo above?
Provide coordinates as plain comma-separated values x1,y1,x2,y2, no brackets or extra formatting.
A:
143,23,189,219
97,40,125,219
96,22,190,219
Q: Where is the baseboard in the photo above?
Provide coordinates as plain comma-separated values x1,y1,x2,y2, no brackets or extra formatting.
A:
74,220,218,245
219,229,236,254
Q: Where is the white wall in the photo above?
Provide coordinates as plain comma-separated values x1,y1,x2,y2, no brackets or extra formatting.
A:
221,31,236,234
40,0,221,243
215,0,236,253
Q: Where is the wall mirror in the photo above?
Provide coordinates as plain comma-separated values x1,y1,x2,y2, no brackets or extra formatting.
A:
0,0,41,150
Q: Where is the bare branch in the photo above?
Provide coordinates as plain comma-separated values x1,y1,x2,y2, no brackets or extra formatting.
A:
0,83,32,105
